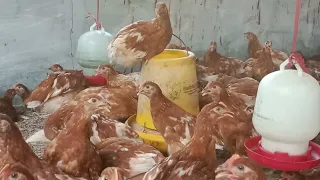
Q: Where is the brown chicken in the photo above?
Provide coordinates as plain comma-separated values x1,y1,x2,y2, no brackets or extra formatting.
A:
201,76,258,109
89,114,139,145
41,87,137,141
264,40,288,67
202,82,256,154
43,95,104,179
0,88,18,122
97,137,164,178
203,41,244,77
49,64,64,72
142,102,266,179
199,75,237,108
13,69,88,113
139,81,196,155
107,2,172,68
254,40,288,70
0,113,84,179
196,64,220,89
245,32,262,59
95,64,140,92
240,45,276,81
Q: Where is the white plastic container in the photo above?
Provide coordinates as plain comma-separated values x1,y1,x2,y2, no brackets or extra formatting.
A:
253,59,320,156
76,23,113,75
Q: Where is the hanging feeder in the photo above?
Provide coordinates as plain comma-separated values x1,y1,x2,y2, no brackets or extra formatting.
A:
75,0,113,76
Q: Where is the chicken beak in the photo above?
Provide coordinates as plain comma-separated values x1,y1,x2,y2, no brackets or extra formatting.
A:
137,89,144,96
0,164,10,178
201,89,208,96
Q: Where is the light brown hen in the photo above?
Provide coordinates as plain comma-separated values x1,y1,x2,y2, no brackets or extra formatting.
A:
43,95,104,179
107,2,172,68
241,45,277,81
203,41,244,77
142,102,265,180
0,113,85,179
0,89,18,122
139,81,196,155
245,32,262,59
13,69,88,113
97,137,164,178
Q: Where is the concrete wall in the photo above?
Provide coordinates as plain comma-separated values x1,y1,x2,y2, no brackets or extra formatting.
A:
1,0,320,99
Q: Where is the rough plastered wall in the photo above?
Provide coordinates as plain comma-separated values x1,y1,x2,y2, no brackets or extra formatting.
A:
0,0,320,101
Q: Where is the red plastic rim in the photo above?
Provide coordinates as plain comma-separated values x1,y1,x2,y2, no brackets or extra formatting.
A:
245,136,320,171
85,75,107,86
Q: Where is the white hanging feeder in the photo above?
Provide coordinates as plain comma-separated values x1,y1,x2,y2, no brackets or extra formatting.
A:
76,22,113,75
245,57,320,171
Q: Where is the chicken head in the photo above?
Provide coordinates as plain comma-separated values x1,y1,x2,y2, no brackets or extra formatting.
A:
99,167,127,180
0,163,35,180
96,64,118,77
201,81,223,101
215,154,266,180
209,41,217,52
12,84,29,100
244,32,258,40
155,2,169,19
138,81,161,98
49,64,63,72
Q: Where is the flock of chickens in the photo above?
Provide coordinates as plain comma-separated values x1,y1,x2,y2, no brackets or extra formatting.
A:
1,1,320,180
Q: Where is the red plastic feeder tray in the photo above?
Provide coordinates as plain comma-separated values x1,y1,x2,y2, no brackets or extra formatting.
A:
245,136,320,171
85,75,107,86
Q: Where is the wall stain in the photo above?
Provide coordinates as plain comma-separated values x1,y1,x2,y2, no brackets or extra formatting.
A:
190,16,195,43
307,0,311,23
256,0,261,25
154,0,158,8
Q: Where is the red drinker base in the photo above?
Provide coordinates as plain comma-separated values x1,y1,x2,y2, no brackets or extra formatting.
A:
85,75,107,86
245,136,320,171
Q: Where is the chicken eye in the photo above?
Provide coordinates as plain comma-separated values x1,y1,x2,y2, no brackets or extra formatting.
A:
10,172,18,178
102,67,106,70
90,98,98,103
237,165,245,171
145,85,150,89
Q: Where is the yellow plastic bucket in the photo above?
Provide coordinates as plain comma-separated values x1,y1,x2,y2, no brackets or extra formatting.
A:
125,115,167,153
137,49,199,130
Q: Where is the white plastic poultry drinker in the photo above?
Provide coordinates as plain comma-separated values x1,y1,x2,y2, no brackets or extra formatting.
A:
249,58,320,170
76,23,113,75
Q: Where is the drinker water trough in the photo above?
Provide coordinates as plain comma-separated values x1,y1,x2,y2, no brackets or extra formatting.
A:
84,74,107,86
245,57,320,171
